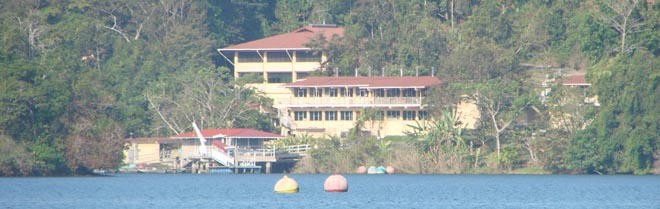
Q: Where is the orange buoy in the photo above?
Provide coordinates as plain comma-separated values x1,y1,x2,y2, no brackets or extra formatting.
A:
324,174,348,192
386,166,395,174
356,166,367,174
274,175,299,193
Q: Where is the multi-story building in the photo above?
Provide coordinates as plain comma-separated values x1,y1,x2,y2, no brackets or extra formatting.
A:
280,76,441,138
218,25,445,138
217,24,344,109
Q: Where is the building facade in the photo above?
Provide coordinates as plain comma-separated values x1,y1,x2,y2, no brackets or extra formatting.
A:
217,24,344,109
280,76,442,138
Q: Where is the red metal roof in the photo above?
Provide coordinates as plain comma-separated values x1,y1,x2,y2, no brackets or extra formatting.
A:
285,76,441,88
172,128,282,139
562,74,590,86
219,25,344,51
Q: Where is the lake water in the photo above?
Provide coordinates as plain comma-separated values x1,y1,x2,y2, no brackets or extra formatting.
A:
1,174,659,208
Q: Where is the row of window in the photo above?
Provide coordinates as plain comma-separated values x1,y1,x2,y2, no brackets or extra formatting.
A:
295,88,425,98
238,51,321,63
293,110,429,121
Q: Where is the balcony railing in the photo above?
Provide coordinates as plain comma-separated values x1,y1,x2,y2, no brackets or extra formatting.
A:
285,96,424,107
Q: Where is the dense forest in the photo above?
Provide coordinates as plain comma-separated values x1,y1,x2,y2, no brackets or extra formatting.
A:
0,0,657,176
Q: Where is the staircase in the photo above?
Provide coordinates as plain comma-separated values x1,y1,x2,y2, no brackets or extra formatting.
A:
209,141,234,167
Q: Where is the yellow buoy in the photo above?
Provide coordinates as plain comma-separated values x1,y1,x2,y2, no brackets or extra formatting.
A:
274,175,299,193
324,174,348,192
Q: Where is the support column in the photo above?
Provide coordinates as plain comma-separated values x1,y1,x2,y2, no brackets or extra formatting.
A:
262,51,268,83
233,51,239,78
291,51,297,81
266,162,272,174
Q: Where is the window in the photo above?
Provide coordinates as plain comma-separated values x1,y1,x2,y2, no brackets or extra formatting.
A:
294,111,307,121
403,111,416,120
386,110,400,119
267,51,291,62
418,110,429,120
402,88,416,97
372,89,385,97
309,88,322,97
340,88,353,97
238,52,262,62
267,72,292,83
325,111,337,120
295,88,307,97
310,111,321,121
340,111,353,120
358,89,369,97
327,88,338,97
386,89,400,97
296,51,321,62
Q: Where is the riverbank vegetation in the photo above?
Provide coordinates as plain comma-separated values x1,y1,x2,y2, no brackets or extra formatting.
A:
1,0,658,176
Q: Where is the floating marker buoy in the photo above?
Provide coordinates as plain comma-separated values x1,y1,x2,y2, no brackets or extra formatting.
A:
367,166,377,174
386,166,395,174
356,166,367,174
377,166,386,174
324,174,348,192
274,175,299,193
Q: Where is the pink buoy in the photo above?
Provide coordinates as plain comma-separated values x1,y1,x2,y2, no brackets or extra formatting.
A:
324,174,348,192
386,166,395,174
356,166,367,174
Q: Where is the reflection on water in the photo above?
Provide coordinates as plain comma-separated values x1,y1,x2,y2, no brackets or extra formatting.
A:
1,174,659,208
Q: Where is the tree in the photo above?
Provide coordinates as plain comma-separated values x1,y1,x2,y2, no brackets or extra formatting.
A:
567,49,658,174
145,67,273,134
596,0,642,54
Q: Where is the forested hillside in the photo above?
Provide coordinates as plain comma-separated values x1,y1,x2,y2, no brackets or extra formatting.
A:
1,0,657,176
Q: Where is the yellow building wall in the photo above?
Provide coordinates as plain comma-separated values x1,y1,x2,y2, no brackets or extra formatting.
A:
456,100,480,129
233,51,323,81
123,142,160,165
245,83,293,109
288,108,428,138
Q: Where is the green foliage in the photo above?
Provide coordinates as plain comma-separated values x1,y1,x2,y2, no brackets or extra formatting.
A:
0,135,35,176
567,49,659,174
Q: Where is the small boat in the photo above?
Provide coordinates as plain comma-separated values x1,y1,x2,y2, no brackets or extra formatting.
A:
367,166,386,174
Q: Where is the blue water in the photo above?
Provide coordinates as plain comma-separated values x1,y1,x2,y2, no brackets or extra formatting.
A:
1,174,659,208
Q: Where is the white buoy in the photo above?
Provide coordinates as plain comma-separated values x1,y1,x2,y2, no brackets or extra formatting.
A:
324,174,348,192
274,175,299,193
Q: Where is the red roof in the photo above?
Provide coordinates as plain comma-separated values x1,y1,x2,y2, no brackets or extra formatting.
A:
172,128,282,139
285,76,441,88
219,25,344,51
563,74,590,86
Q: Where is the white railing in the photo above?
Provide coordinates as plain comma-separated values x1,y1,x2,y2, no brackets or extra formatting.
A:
278,144,310,154
286,97,423,107
209,145,234,167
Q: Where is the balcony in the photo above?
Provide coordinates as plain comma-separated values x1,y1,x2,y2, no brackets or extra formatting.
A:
284,96,425,108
